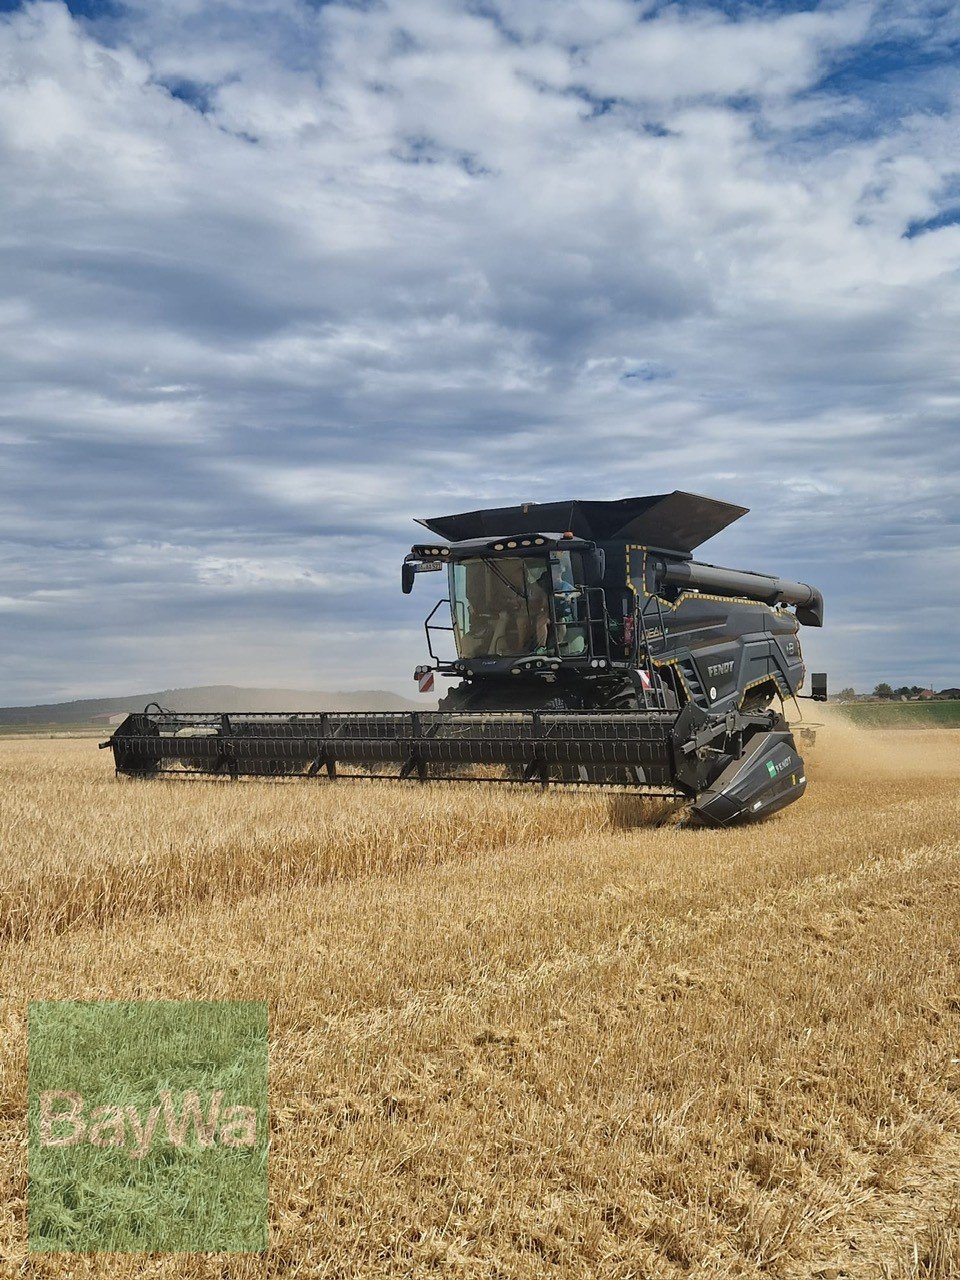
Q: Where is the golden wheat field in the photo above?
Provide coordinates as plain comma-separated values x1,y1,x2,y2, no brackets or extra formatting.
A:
1,711,959,1278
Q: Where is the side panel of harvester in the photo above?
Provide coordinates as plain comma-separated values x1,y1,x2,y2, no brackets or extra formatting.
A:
625,546,814,714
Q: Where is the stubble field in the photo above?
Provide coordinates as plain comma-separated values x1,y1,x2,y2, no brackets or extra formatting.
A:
0,711,958,1278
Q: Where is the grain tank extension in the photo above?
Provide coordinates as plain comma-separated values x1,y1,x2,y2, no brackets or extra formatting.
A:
103,491,823,826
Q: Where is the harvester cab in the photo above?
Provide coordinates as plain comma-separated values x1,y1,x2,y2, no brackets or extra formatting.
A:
404,532,611,686
103,489,824,827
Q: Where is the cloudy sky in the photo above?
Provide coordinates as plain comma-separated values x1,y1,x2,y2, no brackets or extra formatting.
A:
0,0,958,703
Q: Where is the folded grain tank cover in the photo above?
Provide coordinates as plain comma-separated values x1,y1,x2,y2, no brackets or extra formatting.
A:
416,490,749,553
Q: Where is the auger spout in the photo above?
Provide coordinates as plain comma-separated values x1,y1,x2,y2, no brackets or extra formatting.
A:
660,560,824,627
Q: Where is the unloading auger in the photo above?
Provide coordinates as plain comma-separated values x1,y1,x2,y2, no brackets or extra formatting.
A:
103,491,825,826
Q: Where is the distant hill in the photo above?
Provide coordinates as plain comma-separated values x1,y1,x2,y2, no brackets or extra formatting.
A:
0,685,426,727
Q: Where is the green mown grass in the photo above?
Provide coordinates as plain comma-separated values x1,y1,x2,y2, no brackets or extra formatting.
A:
837,699,960,728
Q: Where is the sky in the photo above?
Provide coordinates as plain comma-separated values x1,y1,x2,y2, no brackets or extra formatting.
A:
0,0,958,703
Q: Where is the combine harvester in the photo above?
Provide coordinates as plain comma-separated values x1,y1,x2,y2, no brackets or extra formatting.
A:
103,491,824,826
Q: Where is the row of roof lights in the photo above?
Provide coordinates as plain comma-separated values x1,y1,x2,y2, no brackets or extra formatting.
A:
491,537,547,551
422,546,450,556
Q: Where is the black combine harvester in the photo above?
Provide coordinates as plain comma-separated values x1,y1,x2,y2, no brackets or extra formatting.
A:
103,491,824,826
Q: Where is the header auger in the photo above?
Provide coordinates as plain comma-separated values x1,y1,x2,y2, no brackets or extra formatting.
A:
103,490,824,826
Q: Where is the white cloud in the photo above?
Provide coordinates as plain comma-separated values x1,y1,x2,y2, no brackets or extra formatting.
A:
571,6,872,102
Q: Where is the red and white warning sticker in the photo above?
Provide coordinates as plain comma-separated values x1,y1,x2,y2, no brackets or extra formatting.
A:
639,669,652,689
417,669,435,694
